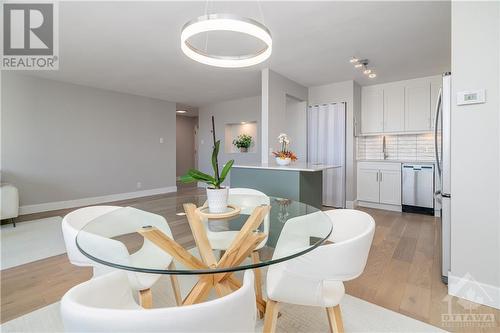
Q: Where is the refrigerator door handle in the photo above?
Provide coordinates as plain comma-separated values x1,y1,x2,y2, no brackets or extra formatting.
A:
434,88,442,177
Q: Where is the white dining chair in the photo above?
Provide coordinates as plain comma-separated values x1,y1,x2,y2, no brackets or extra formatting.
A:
263,209,375,333
60,270,257,333
203,187,270,317
62,206,182,307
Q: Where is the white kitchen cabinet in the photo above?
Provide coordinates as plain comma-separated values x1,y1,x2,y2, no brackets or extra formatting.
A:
361,87,384,134
383,85,405,132
379,169,402,205
360,75,441,135
357,162,402,207
357,167,380,202
405,82,431,131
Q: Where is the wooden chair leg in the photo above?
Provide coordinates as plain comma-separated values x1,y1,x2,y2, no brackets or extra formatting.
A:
139,288,153,309
168,262,182,306
326,305,344,333
251,251,264,318
263,300,279,333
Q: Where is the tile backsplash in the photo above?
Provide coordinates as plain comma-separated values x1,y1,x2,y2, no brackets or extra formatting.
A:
357,133,437,161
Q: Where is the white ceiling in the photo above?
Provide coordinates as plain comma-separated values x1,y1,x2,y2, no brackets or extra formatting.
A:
28,1,451,106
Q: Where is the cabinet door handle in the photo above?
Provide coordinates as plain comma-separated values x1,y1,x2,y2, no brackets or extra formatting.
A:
376,172,379,182
379,171,383,182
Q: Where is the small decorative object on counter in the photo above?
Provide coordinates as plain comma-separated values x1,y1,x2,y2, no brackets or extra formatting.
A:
232,134,252,153
180,116,234,213
272,133,297,166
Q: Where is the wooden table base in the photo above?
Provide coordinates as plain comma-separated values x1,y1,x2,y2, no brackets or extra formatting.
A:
138,203,270,309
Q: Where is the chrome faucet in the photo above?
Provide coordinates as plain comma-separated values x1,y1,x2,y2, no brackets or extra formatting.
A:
382,136,388,160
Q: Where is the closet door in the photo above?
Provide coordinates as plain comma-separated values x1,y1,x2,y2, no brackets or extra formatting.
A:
308,103,346,208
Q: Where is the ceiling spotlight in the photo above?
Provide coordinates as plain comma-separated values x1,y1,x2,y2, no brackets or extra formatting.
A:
354,63,363,68
363,69,372,75
369,73,377,79
176,212,186,216
349,57,359,63
176,110,187,114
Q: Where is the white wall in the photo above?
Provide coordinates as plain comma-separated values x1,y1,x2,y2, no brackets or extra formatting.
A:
176,115,198,177
449,2,500,309
1,73,177,211
261,69,308,163
308,80,361,206
198,95,261,185
285,96,307,159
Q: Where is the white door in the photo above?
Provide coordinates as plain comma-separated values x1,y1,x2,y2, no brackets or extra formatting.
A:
383,86,405,132
361,87,384,134
357,168,380,203
405,82,431,131
379,169,402,205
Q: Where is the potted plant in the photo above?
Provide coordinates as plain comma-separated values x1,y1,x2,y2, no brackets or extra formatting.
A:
180,116,234,213
232,134,252,153
272,133,297,166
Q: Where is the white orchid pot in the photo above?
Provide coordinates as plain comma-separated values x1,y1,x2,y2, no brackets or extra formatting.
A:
275,157,292,166
206,187,229,213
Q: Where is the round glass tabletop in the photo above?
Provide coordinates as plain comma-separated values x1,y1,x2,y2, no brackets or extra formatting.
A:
76,194,332,275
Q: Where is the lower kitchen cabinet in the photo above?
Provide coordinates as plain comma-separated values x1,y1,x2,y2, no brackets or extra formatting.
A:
357,162,402,210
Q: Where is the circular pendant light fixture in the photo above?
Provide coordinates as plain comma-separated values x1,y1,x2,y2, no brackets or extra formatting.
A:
181,13,272,68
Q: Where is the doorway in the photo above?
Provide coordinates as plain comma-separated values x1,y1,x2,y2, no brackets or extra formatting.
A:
176,104,199,189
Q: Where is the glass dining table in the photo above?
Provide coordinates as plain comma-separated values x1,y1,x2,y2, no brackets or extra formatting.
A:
76,194,332,309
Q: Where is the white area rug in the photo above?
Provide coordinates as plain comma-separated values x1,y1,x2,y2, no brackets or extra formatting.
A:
0,217,65,269
1,270,446,333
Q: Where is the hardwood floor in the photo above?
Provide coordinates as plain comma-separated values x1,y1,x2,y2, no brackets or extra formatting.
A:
1,188,499,332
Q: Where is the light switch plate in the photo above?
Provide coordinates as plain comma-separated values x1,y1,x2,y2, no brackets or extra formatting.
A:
457,90,486,105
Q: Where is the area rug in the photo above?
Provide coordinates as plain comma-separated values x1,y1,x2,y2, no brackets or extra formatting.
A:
0,217,65,269
1,271,446,333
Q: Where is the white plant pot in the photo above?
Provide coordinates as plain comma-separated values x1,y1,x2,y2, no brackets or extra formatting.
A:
206,187,229,213
275,157,292,166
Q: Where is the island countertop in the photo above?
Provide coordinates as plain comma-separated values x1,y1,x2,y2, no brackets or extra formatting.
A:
233,162,339,172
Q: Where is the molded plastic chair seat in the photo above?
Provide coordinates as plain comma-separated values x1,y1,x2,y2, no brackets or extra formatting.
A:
264,209,375,332
61,270,257,333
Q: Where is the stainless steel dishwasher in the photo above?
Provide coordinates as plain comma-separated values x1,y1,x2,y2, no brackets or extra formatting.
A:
402,164,435,215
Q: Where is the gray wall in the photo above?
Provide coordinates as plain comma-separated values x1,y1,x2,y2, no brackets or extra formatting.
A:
198,95,261,186
176,115,198,177
262,69,308,163
308,80,360,206
1,73,177,207
449,1,500,308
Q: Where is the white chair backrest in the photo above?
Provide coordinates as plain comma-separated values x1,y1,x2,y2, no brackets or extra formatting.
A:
62,206,174,290
228,187,270,233
62,206,121,267
61,270,256,333
272,209,375,282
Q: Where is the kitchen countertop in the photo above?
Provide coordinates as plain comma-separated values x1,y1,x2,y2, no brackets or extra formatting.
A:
233,162,339,172
357,159,435,164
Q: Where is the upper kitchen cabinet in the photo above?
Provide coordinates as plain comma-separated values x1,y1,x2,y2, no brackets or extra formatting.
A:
361,86,384,134
405,80,431,131
359,75,441,135
383,85,405,132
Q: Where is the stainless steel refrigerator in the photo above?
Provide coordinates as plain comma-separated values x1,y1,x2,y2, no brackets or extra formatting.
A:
434,72,451,284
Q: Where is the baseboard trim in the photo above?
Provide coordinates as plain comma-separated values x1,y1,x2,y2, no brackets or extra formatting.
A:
448,273,500,310
357,201,402,212
19,186,178,215
346,200,357,209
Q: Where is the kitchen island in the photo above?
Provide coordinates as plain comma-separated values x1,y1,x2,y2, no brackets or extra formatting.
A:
230,162,335,208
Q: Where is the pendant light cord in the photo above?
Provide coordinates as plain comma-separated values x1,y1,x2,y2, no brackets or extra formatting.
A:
257,0,266,25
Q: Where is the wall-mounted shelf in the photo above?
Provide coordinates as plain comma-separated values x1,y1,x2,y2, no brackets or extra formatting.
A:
224,121,258,154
